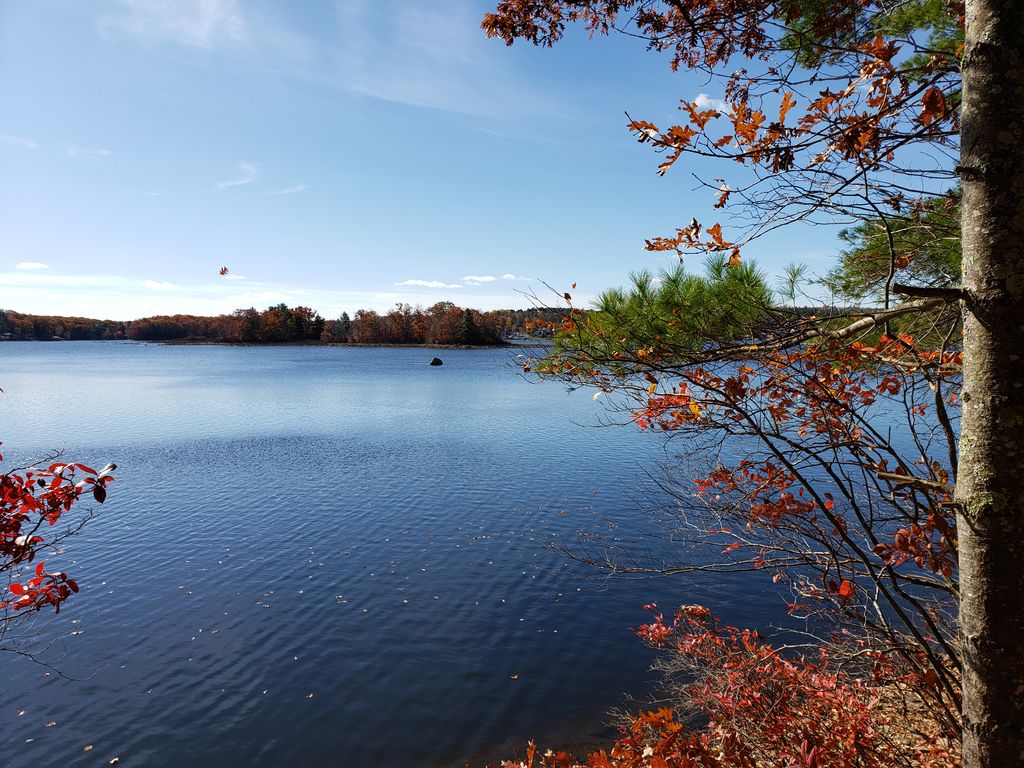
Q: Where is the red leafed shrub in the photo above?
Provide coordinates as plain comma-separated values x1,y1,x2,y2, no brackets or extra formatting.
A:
496,605,957,768
1,442,115,643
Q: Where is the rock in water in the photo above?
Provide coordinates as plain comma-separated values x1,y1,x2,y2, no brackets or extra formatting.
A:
429,357,443,366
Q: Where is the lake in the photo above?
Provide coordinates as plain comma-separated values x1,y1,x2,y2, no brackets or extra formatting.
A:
0,342,785,767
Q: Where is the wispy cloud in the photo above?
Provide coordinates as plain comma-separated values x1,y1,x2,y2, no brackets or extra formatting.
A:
330,1,560,118
266,183,306,196
96,2,558,121
97,0,312,62
694,93,728,112
395,279,462,289
233,183,307,201
462,274,497,283
98,0,250,50
1,270,540,319
216,161,258,190
143,279,177,290
16,262,49,271
502,273,533,281
0,134,39,150
65,144,113,160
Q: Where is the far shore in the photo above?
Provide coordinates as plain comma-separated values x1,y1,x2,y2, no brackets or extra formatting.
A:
1,337,552,349
154,338,551,349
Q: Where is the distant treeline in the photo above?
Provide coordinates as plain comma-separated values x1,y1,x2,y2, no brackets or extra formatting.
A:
0,304,565,345
0,310,127,340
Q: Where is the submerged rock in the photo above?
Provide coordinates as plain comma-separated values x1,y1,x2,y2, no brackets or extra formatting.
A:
429,357,443,366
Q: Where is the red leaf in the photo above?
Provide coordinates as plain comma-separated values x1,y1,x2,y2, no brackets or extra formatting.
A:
920,86,946,126
837,580,855,601
9,583,26,596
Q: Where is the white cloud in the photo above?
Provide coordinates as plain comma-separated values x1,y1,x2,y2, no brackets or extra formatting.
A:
395,279,462,289
16,262,49,271
222,273,246,280
694,93,728,112
143,279,177,290
0,134,39,150
65,144,113,160
0,270,543,320
462,274,496,283
217,161,258,190
502,273,533,281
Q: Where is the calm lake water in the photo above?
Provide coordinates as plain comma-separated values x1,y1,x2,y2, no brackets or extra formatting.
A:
0,342,785,767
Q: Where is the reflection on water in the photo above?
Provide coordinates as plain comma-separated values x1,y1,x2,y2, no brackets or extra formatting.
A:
0,342,783,767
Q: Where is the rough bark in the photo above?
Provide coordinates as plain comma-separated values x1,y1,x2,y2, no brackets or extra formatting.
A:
957,1,1024,765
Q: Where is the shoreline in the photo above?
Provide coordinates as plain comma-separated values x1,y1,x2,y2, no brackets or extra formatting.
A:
1,338,551,349
154,339,552,349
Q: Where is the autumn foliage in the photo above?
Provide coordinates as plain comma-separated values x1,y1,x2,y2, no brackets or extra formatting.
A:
1,445,115,649
482,0,971,763
485,0,960,277
497,325,963,762
497,604,955,768
2,304,564,345
0,309,127,341
520,310,963,760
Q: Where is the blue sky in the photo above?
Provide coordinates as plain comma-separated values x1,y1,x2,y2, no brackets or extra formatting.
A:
0,0,843,320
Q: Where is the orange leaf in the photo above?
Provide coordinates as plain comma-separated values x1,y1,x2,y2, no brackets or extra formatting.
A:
778,91,796,123
707,223,726,246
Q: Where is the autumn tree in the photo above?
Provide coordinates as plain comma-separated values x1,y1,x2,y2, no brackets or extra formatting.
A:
345,309,381,344
0,310,126,341
321,313,351,343
230,308,261,343
485,0,1024,765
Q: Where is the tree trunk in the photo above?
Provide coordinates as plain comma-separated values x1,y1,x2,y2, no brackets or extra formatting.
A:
957,1,1024,765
